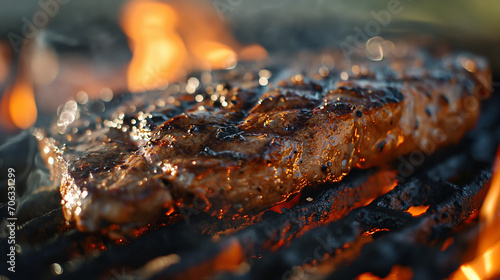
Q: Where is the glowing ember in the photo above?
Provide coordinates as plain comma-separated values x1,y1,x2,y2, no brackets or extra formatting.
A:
120,0,266,92
357,265,413,280
451,146,500,280
406,205,429,217
170,238,244,279
269,194,302,214
213,239,244,271
362,171,399,206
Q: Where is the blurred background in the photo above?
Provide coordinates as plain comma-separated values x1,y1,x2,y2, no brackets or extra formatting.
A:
0,0,499,137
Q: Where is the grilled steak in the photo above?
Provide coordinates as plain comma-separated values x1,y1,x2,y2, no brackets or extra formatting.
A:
39,49,491,232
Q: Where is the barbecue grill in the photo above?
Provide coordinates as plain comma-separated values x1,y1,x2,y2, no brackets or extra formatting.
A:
1,1,500,280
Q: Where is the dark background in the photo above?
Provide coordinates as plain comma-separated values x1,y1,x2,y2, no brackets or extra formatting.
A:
0,0,499,67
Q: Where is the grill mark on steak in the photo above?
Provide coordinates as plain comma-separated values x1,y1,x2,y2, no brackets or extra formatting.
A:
39,50,491,232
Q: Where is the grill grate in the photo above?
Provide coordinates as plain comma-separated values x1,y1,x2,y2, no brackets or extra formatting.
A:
1,89,499,280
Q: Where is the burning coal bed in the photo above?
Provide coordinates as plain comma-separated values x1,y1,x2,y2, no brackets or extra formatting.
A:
1,53,500,280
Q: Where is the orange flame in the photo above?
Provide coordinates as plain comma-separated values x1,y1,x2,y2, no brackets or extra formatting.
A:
1,41,38,131
451,146,500,280
120,1,187,92
6,79,37,129
120,0,266,92
1,77,37,131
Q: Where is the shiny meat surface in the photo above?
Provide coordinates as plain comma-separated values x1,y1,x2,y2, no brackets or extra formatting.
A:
39,49,491,232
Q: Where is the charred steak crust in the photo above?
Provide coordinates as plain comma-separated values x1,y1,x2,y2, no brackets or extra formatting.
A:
39,50,491,232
